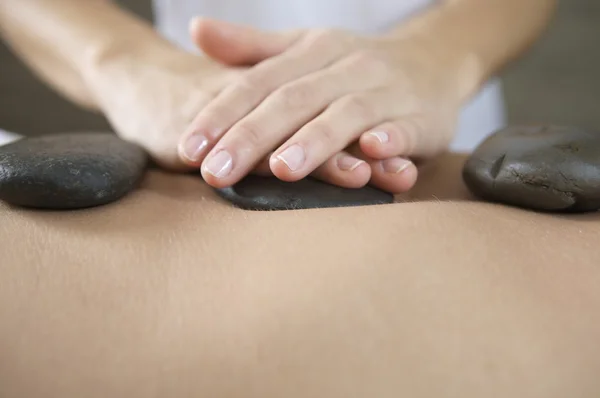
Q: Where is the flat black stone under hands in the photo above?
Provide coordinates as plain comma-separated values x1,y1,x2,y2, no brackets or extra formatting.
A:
0,133,147,210
463,125,600,213
214,175,394,211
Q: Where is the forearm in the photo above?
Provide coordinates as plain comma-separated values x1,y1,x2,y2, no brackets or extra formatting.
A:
0,0,180,110
392,0,557,102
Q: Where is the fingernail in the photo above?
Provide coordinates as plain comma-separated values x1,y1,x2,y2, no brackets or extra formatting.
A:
382,158,413,174
276,144,305,172
368,131,389,144
338,155,365,171
204,150,233,178
181,134,209,162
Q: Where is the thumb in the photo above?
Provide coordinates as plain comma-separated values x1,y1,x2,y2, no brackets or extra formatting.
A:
189,17,301,66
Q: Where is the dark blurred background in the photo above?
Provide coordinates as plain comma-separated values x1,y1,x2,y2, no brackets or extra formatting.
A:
1,0,599,136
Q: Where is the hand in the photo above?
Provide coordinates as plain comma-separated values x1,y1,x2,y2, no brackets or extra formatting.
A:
81,43,240,171
178,18,463,193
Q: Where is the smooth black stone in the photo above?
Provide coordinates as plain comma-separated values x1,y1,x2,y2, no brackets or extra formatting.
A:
463,125,600,212
0,133,147,209
215,175,394,210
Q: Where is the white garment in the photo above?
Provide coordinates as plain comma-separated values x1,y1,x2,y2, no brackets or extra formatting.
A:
0,129,22,146
152,0,506,151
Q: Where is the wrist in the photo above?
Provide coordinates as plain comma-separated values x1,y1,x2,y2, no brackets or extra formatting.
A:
384,9,487,105
380,30,481,106
412,32,484,104
80,40,219,98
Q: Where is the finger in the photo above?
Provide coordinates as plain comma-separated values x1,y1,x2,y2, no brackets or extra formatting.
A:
178,33,350,168
309,151,371,189
347,144,418,194
252,151,372,189
269,89,400,182
251,131,417,194
199,70,384,187
249,151,371,187
359,116,448,160
189,17,301,66
187,57,385,187
368,158,418,193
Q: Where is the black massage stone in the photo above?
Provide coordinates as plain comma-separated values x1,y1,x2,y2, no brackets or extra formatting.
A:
0,133,147,209
215,175,394,210
463,125,600,212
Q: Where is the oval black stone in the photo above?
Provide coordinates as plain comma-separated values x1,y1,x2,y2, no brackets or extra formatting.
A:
0,133,147,209
215,175,394,211
463,125,600,212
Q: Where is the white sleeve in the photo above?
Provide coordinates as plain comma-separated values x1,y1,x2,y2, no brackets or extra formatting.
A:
0,129,22,146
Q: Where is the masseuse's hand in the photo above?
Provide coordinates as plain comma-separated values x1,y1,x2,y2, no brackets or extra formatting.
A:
179,18,461,193
81,46,239,171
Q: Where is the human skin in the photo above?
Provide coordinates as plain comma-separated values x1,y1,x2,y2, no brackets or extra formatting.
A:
0,0,236,169
182,0,558,192
1,153,599,398
0,0,556,192
0,0,408,189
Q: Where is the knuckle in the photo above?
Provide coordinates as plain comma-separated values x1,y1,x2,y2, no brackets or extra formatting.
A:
396,119,419,153
312,122,338,147
234,73,268,94
346,50,390,77
402,93,422,113
347,49,373,65
304,29,339,49
396,116,427,154
336,94,376,121
196,103,226,124
273,83,312,110
235,122,264,149
205,105,229,123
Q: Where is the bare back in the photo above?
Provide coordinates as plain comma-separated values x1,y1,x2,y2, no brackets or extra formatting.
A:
1,153,599,398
